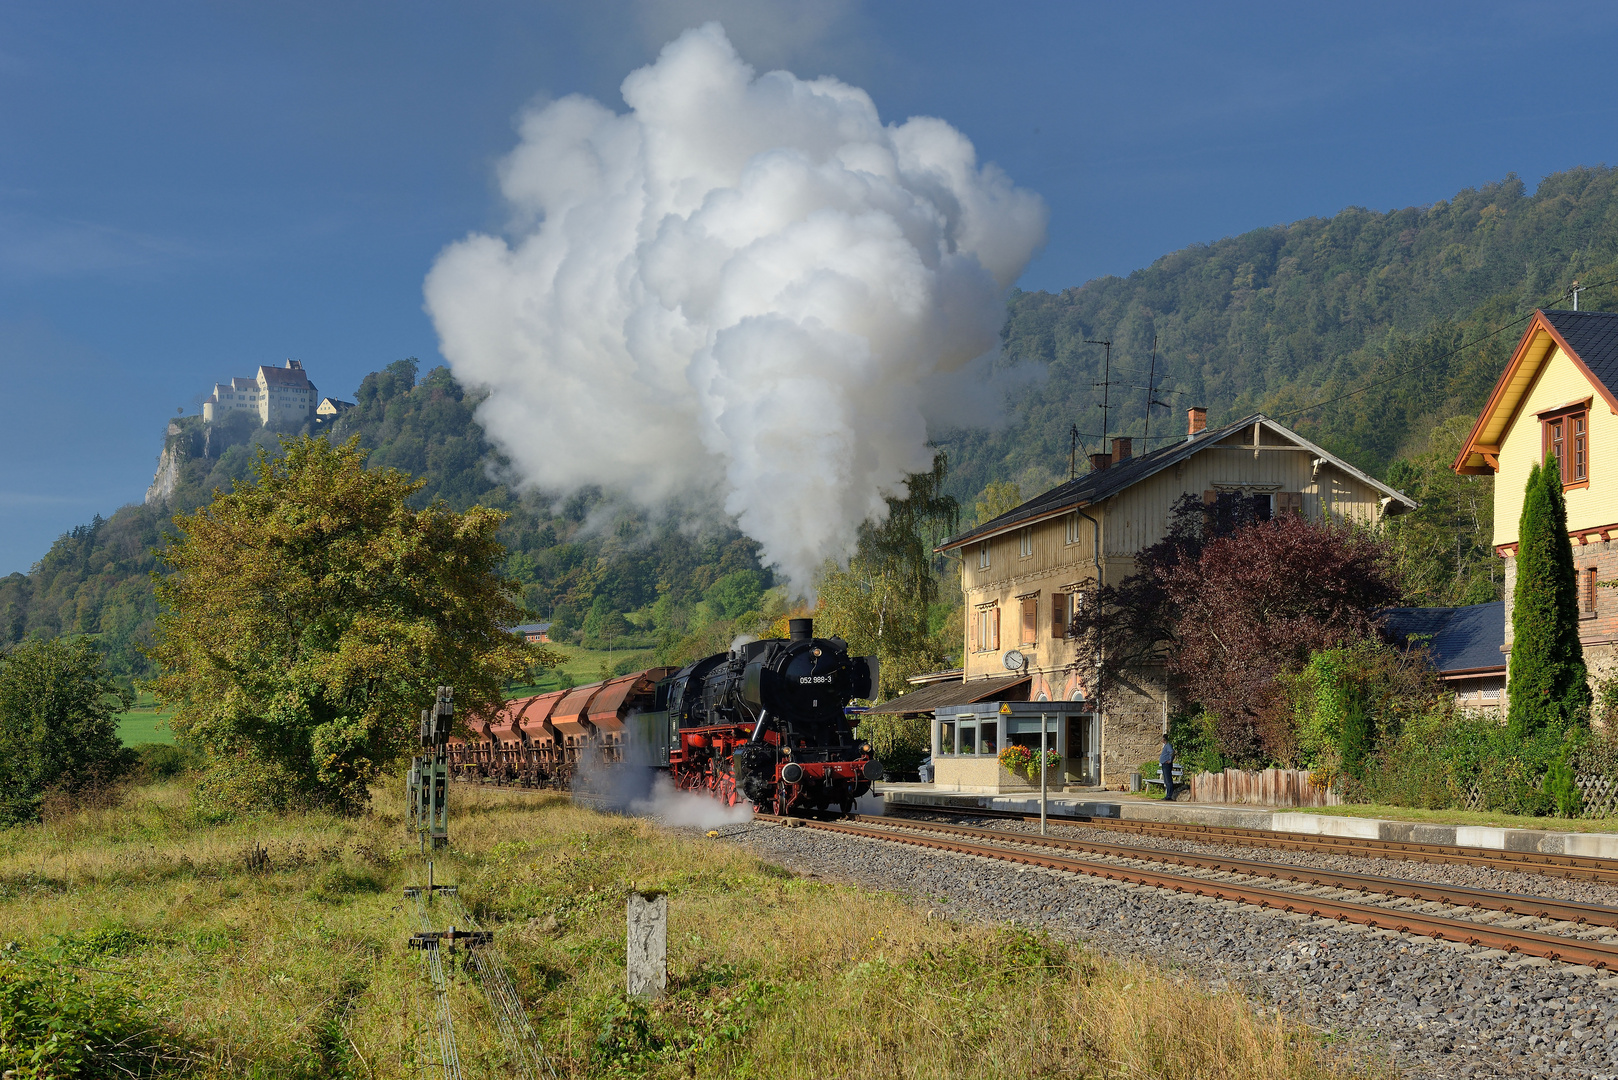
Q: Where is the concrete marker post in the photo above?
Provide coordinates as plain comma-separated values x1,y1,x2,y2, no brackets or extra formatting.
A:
627,892,667,999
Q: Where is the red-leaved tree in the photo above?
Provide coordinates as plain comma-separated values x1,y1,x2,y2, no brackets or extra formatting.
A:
1161,515,1400,762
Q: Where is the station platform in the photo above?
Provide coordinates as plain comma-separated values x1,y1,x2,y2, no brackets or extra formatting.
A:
875,783,1618,860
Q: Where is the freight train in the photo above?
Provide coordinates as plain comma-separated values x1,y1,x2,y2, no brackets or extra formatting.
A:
446,618,883,815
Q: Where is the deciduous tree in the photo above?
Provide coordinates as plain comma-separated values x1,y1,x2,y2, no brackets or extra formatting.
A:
815,452,960,699
0,637,133,824
147,436,553,813
1162,516,1400,762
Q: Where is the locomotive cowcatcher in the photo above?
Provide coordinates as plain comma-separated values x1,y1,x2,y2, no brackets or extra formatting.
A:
445,618,883,815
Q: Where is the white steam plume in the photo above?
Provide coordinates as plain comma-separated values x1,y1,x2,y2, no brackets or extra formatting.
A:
425,23,1047,592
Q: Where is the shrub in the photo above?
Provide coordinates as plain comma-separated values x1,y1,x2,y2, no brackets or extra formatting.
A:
1166,711,1224,775
1360,708,1588,816
135,743,200,782
1285,639,1441,778
0,948,176,1078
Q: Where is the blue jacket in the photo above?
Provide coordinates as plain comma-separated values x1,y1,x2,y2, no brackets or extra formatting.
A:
1159,741,1174,767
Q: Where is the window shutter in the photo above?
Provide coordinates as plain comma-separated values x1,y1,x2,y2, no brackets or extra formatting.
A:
1052,592,1068,639
1021,595,1037,643
1278,491,1303,517
990,608,1000,650
970,610,979,651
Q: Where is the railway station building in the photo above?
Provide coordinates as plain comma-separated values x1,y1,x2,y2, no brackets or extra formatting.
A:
878,408,1414,793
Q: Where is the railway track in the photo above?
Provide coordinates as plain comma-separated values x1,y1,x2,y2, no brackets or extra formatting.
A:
852,814,1618,927
882,803,1618,884
757,813,1618,971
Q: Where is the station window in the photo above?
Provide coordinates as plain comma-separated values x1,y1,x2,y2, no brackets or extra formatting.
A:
1019,527,1033,558
977,541,991,570
939,720,956,755
1065,514,1081,545
1051,592,1070,639
970,607,1000,652
1586,566,1599,615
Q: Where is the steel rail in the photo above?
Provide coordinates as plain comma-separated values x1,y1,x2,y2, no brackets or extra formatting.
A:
760,815,1618,970
408,888,465,1080
883,804,1618,884
445,893,558,1080
850,815,1618,928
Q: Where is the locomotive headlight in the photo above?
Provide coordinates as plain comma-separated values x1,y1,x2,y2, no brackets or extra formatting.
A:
780,748,791,759
860,743,872,754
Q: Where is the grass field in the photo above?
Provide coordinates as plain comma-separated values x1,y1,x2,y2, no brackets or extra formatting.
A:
0,780,1391,1079
504,644,660,698
116,691,177,746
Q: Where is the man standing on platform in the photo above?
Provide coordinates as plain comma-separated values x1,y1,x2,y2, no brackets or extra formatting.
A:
1159,734,1176,801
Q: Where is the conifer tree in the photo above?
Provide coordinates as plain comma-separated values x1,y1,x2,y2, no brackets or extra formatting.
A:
1507,460,1590,735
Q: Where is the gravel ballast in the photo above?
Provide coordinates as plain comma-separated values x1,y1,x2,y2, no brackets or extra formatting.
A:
716,817,1618,1080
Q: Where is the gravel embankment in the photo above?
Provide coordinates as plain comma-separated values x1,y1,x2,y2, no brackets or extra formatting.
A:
716,818,1618,1080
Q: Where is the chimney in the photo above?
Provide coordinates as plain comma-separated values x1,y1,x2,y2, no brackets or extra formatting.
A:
1111,437,1132,462
1187,407,1207,441
1088,452,1112,472
788,617,814,641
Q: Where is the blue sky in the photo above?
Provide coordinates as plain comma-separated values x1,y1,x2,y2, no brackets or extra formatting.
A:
5,0,1618,574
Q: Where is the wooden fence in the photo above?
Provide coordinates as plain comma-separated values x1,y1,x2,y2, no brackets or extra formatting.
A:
1187,768,1342,808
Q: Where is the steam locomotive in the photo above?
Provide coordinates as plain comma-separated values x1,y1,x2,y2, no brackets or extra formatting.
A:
445,618,883,815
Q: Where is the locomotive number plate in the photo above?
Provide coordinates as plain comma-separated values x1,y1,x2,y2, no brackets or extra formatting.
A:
798,675,833,684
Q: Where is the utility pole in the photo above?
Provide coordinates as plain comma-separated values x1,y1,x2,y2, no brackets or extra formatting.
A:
1085,339,1112,444
1572,280,1584,311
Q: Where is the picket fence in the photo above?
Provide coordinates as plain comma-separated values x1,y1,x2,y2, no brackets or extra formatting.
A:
1186,768,1342,808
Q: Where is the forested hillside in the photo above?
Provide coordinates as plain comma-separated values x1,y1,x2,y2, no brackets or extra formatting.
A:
7,165,1618,685
937,166,1618,606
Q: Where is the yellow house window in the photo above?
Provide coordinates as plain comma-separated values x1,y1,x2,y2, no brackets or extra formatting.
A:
977,542,991,570
1542,405,1589,486
1018,528,1033,558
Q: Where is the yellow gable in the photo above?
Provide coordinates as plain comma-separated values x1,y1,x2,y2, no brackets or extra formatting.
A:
1455,310,1618,548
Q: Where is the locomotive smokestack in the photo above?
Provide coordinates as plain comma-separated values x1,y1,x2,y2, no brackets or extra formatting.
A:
788,618,814,641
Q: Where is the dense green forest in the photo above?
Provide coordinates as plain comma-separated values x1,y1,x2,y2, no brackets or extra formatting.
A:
8,164,1618,688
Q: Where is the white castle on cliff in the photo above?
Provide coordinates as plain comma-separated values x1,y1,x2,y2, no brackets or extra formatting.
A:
202,359,319,426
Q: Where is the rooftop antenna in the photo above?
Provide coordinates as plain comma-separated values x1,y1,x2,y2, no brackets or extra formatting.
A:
1142,336,1159,439
1131,335,1183,441
1571,280,1584,311
1085,339,1112,443
1069,423,1081,480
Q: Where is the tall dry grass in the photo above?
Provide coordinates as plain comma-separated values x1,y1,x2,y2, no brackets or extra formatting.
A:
0,780,1394,1079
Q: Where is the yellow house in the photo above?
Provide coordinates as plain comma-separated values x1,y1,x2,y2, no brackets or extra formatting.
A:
912,409,1415,793
1453,308,1618,678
